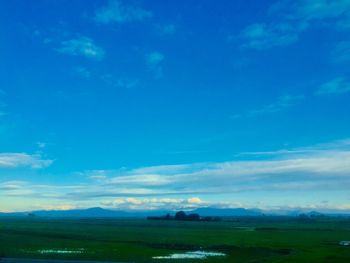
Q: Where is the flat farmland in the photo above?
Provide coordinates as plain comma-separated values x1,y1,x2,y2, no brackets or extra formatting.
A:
0,217,349,263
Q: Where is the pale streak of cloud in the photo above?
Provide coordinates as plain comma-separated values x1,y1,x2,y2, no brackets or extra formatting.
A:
241,22,299,49
248,94,304,116
100,74,138,89
146,51,164,78
232,94,304,119
0,181,27,190
0,153,53,169
241,0,350,49
315,77,350,95
57,37,105,60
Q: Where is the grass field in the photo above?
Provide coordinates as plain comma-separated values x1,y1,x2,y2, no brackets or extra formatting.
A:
0,217,349,262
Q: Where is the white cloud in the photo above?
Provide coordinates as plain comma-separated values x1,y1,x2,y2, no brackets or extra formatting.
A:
95,0,152,24
316,77,350,95
98,196,350,212
187,197,203,204
57,37,105,60
101,197,206,210
0,153,53,169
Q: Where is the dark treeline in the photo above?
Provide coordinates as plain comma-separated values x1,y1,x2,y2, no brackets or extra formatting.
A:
147,211,222,222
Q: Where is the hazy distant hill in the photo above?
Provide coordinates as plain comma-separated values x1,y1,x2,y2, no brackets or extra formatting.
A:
0,207,169,218
0,207,263,218
32,207,130,218
1,207,349,218
191,207,263,217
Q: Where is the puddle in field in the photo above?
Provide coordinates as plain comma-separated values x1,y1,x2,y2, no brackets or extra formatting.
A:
37,248,86,254
152,250,226,259
339,241,350,246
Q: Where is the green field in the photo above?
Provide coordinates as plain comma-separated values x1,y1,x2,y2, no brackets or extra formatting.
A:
0,217,350,262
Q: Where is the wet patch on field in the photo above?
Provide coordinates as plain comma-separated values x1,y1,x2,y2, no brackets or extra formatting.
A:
19,248,89,255
147,242,292,261
152,250,226,259
37,248,86,254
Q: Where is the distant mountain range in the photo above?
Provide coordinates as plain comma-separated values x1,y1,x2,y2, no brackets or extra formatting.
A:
192,207,263,217
0,207,349,218
0,207,168,218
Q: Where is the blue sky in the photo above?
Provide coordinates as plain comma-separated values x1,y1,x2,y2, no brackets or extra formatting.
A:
1,0,350,212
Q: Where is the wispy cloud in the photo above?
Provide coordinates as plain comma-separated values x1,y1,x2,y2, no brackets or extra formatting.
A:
232,94,304,118
146,51,164,78
274,0,350,23
146,51,164,66
0,153,53,169
5,138,348,202
248,94,304,116
57,37,105,60
71,65,138,89
2,140,350,211
156,24,176,35
95,0,152,24
101,74,138,89
315,77,350,95
0,181,27,191
241,23,299,49
36,142,47,149
73,66,91,79
75,139,350,197
241,0,350,49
